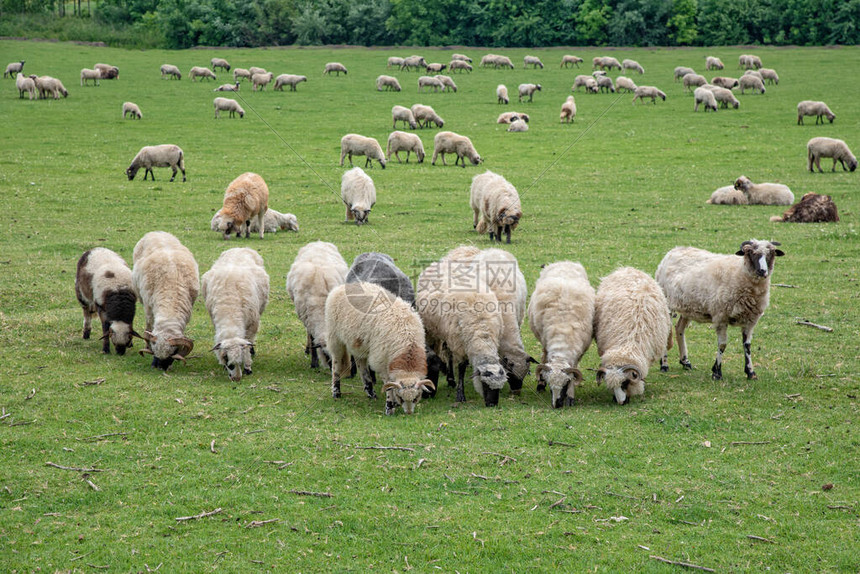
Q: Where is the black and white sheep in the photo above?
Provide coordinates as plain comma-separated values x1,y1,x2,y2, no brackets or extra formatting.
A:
94,63,119,79
4,60,25,78
497,112,529,124
340,134,386,169
126,144,185,182
807,137,857,172
497,84,509,104
518,83,541,102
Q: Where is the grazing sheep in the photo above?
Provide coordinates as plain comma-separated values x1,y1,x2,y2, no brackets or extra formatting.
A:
214,82,240,92
251,72,273,91
212,208,298,235
739,54,763,69
233,68,251,82
734,176,794,205
632,85,666,104
451,53,472,62
341,167,376,225
492,55,515,69
572,75,598,93
673,66,695,82
592,70,607,78
435,75,457,92
425,63,447,73
524,55,544,69
694,86,718,112
33,75,68,99
248,66,267,77
201,248,269,382
392,105,418,129
706,185,748,205
518,83,541,102
759,68,779,85
376,75,401,92
323,62,348,76
80,68,101,86
528,262,594,407
480,54,496,67
560,95,576,123
497,84,509,104
213,97,245,119
705,56,724,71
497,112,529,124
449,60,473,73
656,240,784,380
561,55,583,68
387,56,405,69
76,247,139,355
470,170,522,244
211,57,231,72
94,63,119,79
215,173,269,240
615,76,638,93
797,101,835,125
622,59,644,74
743,69,764,81
807,137,857,172
739,74,766,94
122,101,142,119
770,193,839,223
508,119,528,132
161,64,182,80
711,76,739,89
705,85,740,109
411,103,445,128
132,231,199,371
286,241,348,370
399,56,427,72
596,75,615,93
594,267,671,405
418,75,444,92
387,131,425,163
432,131,481,167
683,73,707,92
340,134,387,169
16,73,36,100
594,56,622,71
190,66,216,82
126,144,185,182
4,60,25,78
274,74,307,91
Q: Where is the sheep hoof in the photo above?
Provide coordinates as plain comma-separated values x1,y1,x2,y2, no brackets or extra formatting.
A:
680,360,692,370
83,329,91,340
332,386,341,399
243,367,252,375
536,382,546,392
660,364,669,372
565,396,576,407
746,371,757,380
384,401,397,415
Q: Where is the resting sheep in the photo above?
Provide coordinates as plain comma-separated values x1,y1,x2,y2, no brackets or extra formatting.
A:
340,134,386,169
518,83,541,102
411,104,444,128
126,144,185,182
711,76,739,89
418,75,444,92
201,247,269,382
797,101,835,125
211,208,298,234
387,131,425,163
561,55,583,68
470,170,522,244
4,60,24,78
632,86,666,104
706,185,747,205
705,56,724,71
770,193,839,223
615,76,637,93
16,74,36,100
807,137,857,172
734,175,794,205
80,68,101,86
435,75,457,92
251,72,273,91
211,57,230,72
213,97,245,119
94,63,119,79
274,74,307,91
497,84,509,104
622,59,644,74
190,66,216,82
739,74,766,94
497,112,529,124
656,239,784,380
161,64,181,80
214,82,240,92
524,55,544,69
376,75,401,92
508,119,528,132
432,131,481,167
560,95,576,123
122,101,142,119
323,62,348,76
694,86,718,112
215,172,269,239
341,167,376,225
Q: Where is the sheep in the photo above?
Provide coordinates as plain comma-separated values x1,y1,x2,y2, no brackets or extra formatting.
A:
683,73,707,92
497,84,509,104
622,59,644,74
248,66,267,77
251,72,273,91
215,172,269,239
80,68,101,86
387,56,404,69
190,66,217,82
480,54,497,67
449,60,473,73
122,101,142,120
615,76,638,93
497,112,529,124
711,76,739,89
346,252,415,306
470,170,522,244
126,144,185,182
4,60,24,78
596,76,615,93
212,208,298,235
387,131,425,163
75,247,139,355
739,74,766,94
770,193,839,223
426,63,447,73
392,105,418,129
161,64,182,80
528,261,594,407
211,57,231,72
739,54,763,70
286,241,348,370
759,68,779,85
673,66,695,82
410,104,444,128
705,56,724,71
213,97,245,119
656,240,784,381
693,86,718,112
435,75,457,92
432,131,481,167
734,176,794,205
399,56,427,72
560,95,576,123
451,54,472,63
594,56,622,71
340,134,386,169
591,70,607,78
16,73,36,100
201,248,269,382
561,55,584,68
594,267,671,404
418,75,444,92
274,74,307,91
524,55,544,69
132,231,199,371
797,101,835,125
508,119,528,132
518,83,541,103
94,63,119,79
233,68,251,82
33,75,68,99
706,185,748,205
743,69,764,81
632,86,666,104
323,62,348,76
341,166,376,225
492,55,515,69
807,137,857,172
376,75,401,92
214,82,240,92
705,85,740,109
572,75,598,93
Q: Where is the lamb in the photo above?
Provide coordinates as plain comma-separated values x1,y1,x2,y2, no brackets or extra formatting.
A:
399,56,427,72
508,119,528,132
215,172,269,239
683,73,707,92
190,66,217,82
615,76,637,93
161,64,182,80
449,60,473,73
126,144,185,182
75,247,139,355
233,68,251,82
432,131,481,167
274,74,307,91
392,105,418,129
213,97,245,119
572,75,598,93
622,59,644,74
705,85,740,109
4,60,24,78
711,76,739,89
214,82,240,92
738,74,766,94
211,208,299,234
418,75,444,92
132,231,199,371
122,101,143,119
632,86,666,104
524,55,544,69
80,68,101,86
693,86,718,112
435,75,457,92
759,68,779,85
518,83,541,102
561,55,583,68
770,193,839,223
497,84,509,104
251,71,273,91
94,63,119,79
734,175,794,205
323,62,348,76
705,56,724,71
425,63,447,73
673,66,695,82
387,131,425,163
286,241,348,370
376,75,401,92
451,54,472,63
16,73,36,100
656,240,784,381
594,267,671,404
528,262,595,407
410,104,445,128
33,76,68,99
201,248,269,382
470,170,522,244
497,112,529,124
341,166,376,225
560,95,576,123
387,56,405,69
797,101,835,125
596,76,615,93
807,137,857,172
210,57,231,72
340,134,387,169
706,185,747,205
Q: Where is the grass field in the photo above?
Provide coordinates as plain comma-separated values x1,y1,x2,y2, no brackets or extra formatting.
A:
0,40,858,572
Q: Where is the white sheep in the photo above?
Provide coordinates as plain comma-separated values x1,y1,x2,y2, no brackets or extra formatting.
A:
738,74,766,94
387,131,425,163
400,56,427,72
711,76,739,89
251,72,273,91
759,68,779,85
432,131,481,167
470,170,522,244
706,185,748,205
797,101,835,125
248,66,267,77
16,73,36,100
524,55,544,69
126,144,185,182
425,63,447,73
451,53,472,62
705,85,739,109
632,85,666,104
201,247,268,382
596,75,615,93
94,63,119,79
410,103,444,128
683,73,707,92
594,267,671,405
528,261,595,408
497,84,509,104
341,166,376,225
213,97,245,119
508,119,528,132
739,54,762,69
33,75,68,99
161,64,182,80
622,59,644,74
673,66,695,82
572,75,598,93
518,83,541,102
80,68,101,86
214,82,240,92
211,208,298,235
132,231,199,370
615,76,638,93
491,55,515,69
340,134,387,169
561,55,583,68
693,86,718,112
122,101,142,119
392,105,418,129
274,74,307,91
323,62,348,76
233,68,251,82
211,57,231,72
387,56,405,69
743,69,764,81
435,75,457,92
190,66,216,82
560,95,576,123
449,60,473,73
656,240,784,380
594,56,622,70
497,111,529,124
75,247,139,355
418,75,444,92
734,176,794,205
376,75,401,92
705,56,724,71
807,137,857,172
215,172,269,239
480,54,497,67
4,60,25,78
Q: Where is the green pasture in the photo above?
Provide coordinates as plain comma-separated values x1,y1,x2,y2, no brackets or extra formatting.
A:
0,40,858,572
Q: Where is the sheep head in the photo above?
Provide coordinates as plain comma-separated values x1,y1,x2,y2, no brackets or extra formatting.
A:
141,331,194,370
382,378,435,415
597,364,643,405
126,165,140,180
107,322,139,355
351,206,371,225
536,362,582,408
212,338,254,382
733,175,752,192
736,240,785,279
218,217,246,239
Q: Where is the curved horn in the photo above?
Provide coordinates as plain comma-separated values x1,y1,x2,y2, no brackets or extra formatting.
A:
169,337,194,357
563,367,583,382
622,365,641,380
170,354,187,363
143,330,156,342
131,330,144,339
139,348,154,356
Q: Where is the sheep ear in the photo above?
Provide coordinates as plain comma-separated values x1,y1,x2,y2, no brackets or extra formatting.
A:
737,240,753,255
624,367,641,381
774,249,785,257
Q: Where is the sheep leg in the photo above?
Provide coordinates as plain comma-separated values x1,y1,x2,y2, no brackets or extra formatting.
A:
100,317,111,354
144,168,153,181
711,324,728,380
676,316,692,370
345,205,353,222
361,368,377,399
170,165,178,182
742,327,756,380
329,339,348,398
257,212,265,239
472,208,480,229
455,361,468,402
445,354,456,387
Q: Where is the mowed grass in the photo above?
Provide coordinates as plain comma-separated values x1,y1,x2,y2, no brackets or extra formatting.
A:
0,40,858,572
